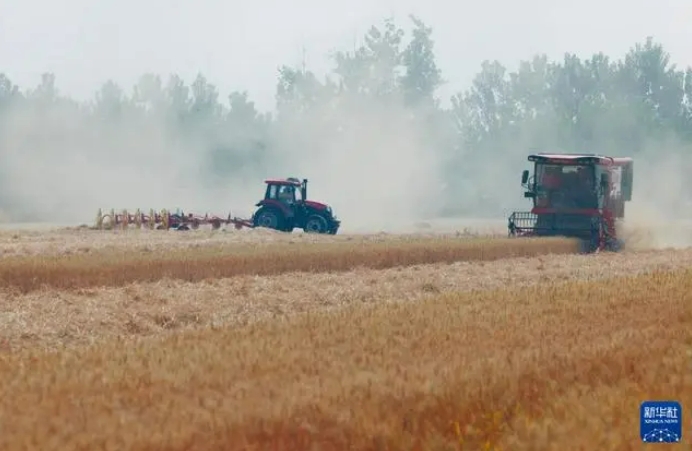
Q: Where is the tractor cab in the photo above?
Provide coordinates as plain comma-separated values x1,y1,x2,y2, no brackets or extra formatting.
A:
264,177,304,205
253,177,341,234
509,153,633,252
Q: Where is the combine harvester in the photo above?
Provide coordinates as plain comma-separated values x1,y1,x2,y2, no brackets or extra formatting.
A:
95,177,341,234
507,153,633,252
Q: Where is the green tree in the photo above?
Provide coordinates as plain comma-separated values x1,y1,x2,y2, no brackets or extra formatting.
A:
189,74,220,120
0,73,23,113
93,79,127,121
400,15,442,107
453,60,516,147
165,74,192,127
133,73,167,117
207,91,271,179
618,37,684,139
28,72,57,106
680,68,692,139
332,18,405,100
276,65,334,117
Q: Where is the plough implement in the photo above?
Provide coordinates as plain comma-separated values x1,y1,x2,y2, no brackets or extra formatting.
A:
94,177,341,234
94,208,253,230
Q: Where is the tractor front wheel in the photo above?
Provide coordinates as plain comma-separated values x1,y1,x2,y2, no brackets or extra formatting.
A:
304,215,328,234
254,208,284,231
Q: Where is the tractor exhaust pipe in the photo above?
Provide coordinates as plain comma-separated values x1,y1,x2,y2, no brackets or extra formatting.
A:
302,178,308,201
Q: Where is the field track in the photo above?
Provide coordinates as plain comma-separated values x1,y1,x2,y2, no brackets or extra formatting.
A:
0,224,689,450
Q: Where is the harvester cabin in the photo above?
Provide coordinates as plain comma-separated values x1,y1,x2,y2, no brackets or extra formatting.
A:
527,154,633,213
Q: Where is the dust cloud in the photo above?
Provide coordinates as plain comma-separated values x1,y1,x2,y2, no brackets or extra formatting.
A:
0,53,690,240
0,97,272,225
3,80,691,241
269,94,448,233
620,138,692,250
0,78,450,233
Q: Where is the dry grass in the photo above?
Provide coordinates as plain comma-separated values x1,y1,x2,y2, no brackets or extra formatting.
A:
0,269,689,450
0,225,503,257
0,236,579,293
2,247,692,352
1,218,691,257
1,226,688,449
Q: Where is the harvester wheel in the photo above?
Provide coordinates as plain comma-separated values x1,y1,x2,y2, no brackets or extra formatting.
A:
210,219,221,230
304,215,328,234
579,238,597,254
254,208,283,231
606,238,625,252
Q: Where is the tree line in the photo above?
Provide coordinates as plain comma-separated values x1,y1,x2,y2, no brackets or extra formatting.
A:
0,16,689,218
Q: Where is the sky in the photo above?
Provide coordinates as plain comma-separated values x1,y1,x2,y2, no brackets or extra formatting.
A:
1,0,691,113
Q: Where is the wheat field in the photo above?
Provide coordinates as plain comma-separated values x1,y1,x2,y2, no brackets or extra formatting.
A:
0,232,580,293
0,226,689,450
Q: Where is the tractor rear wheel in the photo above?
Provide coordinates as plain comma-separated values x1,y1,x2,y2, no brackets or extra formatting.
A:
254,208,284,231
304,215,328,234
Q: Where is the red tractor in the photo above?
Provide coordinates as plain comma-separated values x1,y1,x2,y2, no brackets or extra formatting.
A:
251,177,340,234
507,153,633,252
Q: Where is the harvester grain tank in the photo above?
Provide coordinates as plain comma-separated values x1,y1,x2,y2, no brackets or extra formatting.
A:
507,153,633,252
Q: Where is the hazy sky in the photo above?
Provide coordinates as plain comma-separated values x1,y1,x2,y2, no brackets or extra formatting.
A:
1,0,691,112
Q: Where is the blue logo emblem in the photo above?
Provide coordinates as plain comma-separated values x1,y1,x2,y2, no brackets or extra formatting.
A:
640,400,682,443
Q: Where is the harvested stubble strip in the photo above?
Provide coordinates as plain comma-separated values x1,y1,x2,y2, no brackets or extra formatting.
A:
0,269,689,450
0,236,579,293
